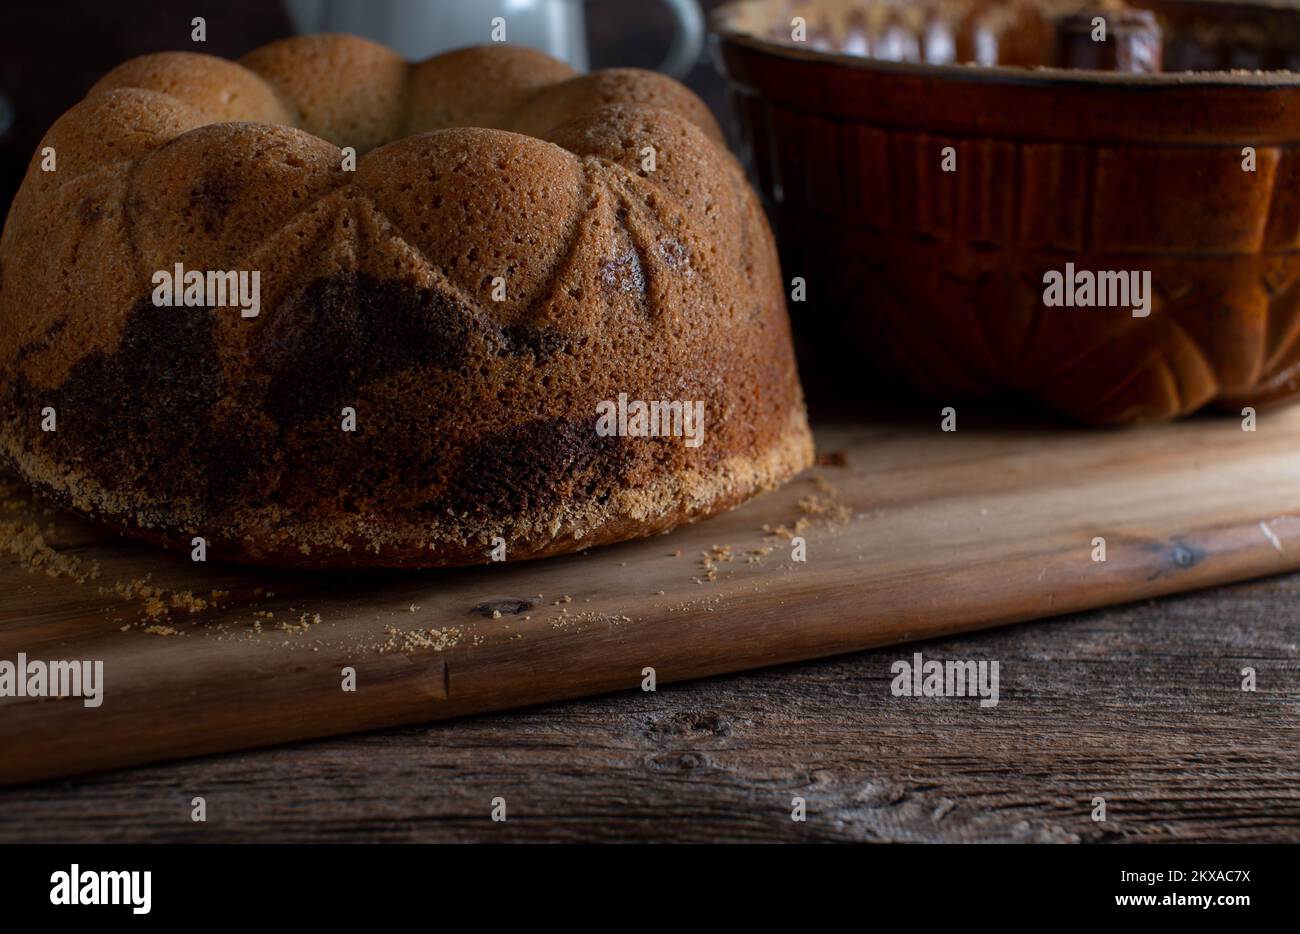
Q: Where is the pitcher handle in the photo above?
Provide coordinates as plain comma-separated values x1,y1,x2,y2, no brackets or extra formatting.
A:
652,0,705,78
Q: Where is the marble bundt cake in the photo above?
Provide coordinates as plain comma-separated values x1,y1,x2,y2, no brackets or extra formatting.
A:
0,35,812,567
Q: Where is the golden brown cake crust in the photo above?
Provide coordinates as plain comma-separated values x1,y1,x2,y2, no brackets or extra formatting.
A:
0,35,812,568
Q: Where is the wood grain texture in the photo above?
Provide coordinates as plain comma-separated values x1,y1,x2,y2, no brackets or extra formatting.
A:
3,408,1300,789
0,572,1295,843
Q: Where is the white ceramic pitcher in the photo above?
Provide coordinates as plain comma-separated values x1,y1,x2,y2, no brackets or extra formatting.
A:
283,0,705,77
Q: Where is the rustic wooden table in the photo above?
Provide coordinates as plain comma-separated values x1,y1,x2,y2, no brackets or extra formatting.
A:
2,571,1295,843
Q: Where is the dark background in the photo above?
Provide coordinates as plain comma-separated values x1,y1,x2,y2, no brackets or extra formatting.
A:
0,0,731,214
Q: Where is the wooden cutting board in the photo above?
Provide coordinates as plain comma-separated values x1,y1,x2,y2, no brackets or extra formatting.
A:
4,405,1300,785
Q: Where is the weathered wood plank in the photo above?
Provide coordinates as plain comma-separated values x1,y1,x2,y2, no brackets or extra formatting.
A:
3,408,1300,788
0,573,1295,842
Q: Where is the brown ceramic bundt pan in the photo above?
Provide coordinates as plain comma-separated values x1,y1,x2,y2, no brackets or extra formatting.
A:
713,0,1300,423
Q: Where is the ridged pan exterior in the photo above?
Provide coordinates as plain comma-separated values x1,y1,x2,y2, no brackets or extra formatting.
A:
715,9,1300,424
